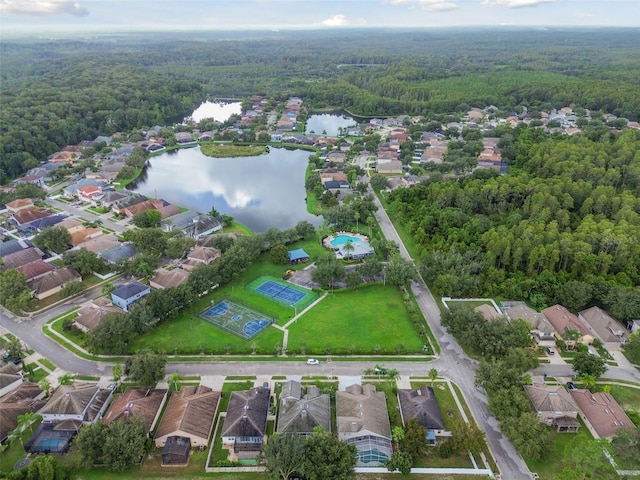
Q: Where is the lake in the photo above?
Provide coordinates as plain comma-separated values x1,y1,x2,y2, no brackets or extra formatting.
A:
188,101,242,123
129,147,323,233
305,114,356,136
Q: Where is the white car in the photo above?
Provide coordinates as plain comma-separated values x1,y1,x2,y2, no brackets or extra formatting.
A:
306,358,320,365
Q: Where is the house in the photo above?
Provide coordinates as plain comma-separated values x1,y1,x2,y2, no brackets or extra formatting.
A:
570,389,637,439
173,215,222,239
524,384,580,433
0,363,24,398
38,383,112,424
16,260,56,281
578,307,628,344
78,234,121,254
543,305,594,346
110,281,151,311
502,301,556,344
14,173,46,188
287,248,310,265
77,185,102,202
10,207,53,226
154,385,220,448
28,267,82,300
103,387,167,434
376,159,403,175
175,132,196,145
326,151,347,164
0,239,33,258
63,179,105,198
92,190,131,208
22,213,67,233
111,193,148,215
270,133,283,142
198,132,215,142
157,204,182,220
57,217,85,234
397,386,449,444
6,198,33,214
221,386,270,460
69,227,103,247
1,247,44,270
277,380,331,435
98,242,137,264
333,239,375,260
0,382,45,443
474,304,503,321
73,298,124,332
181,246,221,271
150,268,190,290
337,384,392,467
124,200,156,218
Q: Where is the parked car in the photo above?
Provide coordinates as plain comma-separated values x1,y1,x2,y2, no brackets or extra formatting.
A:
2,351,10,360
11,357,22,365
546,347,555,355
306,358,319,365
567,381,577,390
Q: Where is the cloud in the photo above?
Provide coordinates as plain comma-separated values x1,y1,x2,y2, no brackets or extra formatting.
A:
0,0,89,16
320,14,349,26
576,12,595,18
481,0,553,8
385,0,457,11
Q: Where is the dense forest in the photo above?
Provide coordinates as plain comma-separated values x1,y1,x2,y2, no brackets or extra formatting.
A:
2,28,640,181
387,128,640,318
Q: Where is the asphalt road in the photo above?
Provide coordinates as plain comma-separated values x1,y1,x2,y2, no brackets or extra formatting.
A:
45,197,129,234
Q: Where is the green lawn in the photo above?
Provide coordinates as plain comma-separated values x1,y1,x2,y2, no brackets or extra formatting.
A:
286,285,424,355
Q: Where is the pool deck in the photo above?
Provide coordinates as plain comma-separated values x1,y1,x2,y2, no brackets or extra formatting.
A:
323,232,369,249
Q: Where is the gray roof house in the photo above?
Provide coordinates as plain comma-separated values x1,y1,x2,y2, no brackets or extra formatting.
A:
221,386,270,460
38,383,112,424
502,301,557,343
277,380,331,435
110,281,151,311
98,242,137,264
337,384,392,467
397,386,449,444
63,179,106,198
578,307,628,344
164,211,222,239
0,239,33,258
112,193,148,215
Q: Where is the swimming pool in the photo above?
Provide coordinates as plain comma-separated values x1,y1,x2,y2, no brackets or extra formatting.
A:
330,234,362,247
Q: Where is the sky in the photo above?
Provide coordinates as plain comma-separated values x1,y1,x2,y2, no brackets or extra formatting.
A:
0,0,639,34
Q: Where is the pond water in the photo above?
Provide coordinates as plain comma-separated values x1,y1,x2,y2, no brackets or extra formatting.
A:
129,147,322,232
305,114,356,136
188,101,242,123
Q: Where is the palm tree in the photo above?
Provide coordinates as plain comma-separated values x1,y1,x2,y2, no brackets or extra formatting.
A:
112,363,123,383
17,412,40,435
58,373,74,386
354,211,360,233
367,215,375,237
38,378,51,398
428,368,438,389
579,373,596,391
135,261,153,279
169,372,181,391
343,239,355,260
102,282,115,295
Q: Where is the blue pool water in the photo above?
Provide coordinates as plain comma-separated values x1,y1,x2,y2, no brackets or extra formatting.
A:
330,234,362,247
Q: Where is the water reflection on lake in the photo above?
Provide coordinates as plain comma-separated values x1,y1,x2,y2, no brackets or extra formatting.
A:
189,101,242,123
305,114,356,136
129,147,322,233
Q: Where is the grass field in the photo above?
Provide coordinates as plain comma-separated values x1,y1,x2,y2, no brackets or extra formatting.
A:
286,285,424,355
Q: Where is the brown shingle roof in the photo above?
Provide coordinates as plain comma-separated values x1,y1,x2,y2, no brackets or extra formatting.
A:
157,204,182,220
78,234,120,253
578,307,628,343
70,227,103,246
150,268,189,289
38,384,110,422
524,384,579,416
16,260,55,280
73,298,124,331
2,247,44,269
337,384,391,439
155,386,220,444
542,305,589,336
28,267,81,297
6,198,33,212
103,387,167,432
221,387,270,439
12,207,53,225
570,389,637,439
0,382,45,441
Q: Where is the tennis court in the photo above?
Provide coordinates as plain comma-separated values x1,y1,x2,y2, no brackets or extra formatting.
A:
200,300,273,339
246,276,318,311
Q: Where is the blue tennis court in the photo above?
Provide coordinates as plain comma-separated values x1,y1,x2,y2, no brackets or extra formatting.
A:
255,280,306,305
200,300,273,339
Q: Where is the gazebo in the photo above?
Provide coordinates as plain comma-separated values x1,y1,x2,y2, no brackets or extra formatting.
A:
288,248,310,264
